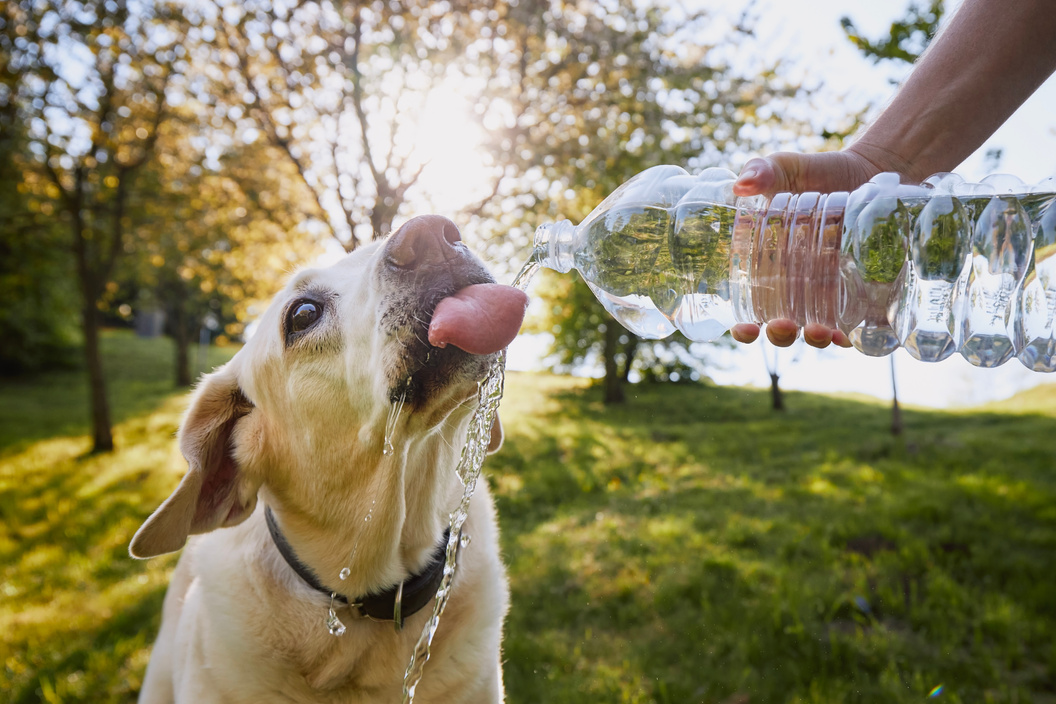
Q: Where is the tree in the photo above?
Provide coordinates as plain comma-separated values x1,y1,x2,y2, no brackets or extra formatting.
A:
6,0,189,451
127,112,321,386
527,268,642,403
207,0,493,252
841,1,945,68
468,0,824,402
0,31,80,374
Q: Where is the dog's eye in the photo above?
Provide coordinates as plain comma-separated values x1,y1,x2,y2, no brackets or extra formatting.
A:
289,301,321,334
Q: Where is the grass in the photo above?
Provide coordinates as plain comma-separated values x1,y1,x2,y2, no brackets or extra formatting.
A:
492,377,1056,703
2,331,1055,702
0,331,238,703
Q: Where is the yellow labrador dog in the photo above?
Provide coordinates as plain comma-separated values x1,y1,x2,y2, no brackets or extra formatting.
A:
130,216,527,703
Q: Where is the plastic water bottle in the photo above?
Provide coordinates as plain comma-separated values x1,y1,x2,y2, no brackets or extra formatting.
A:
532,165,1056,370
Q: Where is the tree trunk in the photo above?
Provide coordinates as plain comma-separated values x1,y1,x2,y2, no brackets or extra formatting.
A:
620,335,640,384
602,323,625,404
69,181,115,454
174,325,192,388
763,341,784,411
370,186,397,240
890,357,903,436
173,289,192,387
80,301,114,453
770,372,784,411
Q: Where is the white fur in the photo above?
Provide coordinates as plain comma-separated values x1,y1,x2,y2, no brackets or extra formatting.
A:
132,239,509,703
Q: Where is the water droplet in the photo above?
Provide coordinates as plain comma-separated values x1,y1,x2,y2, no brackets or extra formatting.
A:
928,684,944,698
327,610,346,637
339,567,351,580
364,514,372,522
383,441,394,456
459,533,471,548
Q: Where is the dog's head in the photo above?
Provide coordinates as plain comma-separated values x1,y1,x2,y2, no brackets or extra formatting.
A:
130,216,526,559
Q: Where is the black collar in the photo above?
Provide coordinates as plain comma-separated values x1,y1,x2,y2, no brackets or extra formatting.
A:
264,505,454,626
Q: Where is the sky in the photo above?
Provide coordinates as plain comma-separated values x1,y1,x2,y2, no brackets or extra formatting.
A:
507,0,1056,408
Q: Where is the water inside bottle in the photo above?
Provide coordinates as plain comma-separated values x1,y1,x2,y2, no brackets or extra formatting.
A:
576,200,759,341
670,199,738,340
1017,201,1056,371
578,204,677,338
958,195,1033,367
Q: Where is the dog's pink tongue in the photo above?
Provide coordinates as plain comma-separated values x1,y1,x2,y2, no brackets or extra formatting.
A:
428,284,528,355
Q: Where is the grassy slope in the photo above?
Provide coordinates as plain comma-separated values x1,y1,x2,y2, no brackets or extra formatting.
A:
0,331,238,703
1,334,1054,702
491,375,1056,704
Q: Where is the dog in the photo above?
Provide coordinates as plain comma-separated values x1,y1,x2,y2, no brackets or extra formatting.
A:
130,215,527,703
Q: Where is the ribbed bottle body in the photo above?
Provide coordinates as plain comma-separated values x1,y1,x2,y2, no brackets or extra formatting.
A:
533,166,1056,370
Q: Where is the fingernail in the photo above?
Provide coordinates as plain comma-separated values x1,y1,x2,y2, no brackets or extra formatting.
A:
736,167,760,183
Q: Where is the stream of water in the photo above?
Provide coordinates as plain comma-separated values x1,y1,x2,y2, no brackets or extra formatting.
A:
400,257,540,703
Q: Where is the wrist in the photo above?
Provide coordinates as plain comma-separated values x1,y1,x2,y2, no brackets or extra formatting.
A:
844,141,923,184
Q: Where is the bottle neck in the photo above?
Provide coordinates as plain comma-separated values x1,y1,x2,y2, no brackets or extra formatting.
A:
533,219,576,274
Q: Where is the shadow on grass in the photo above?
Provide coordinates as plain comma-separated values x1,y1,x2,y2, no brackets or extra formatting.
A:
491,377,1056,704
0,334,223,702
0,417,179,702
7,585,167,704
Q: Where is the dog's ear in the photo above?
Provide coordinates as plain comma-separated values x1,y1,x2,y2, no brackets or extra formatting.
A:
130,364,259,559
487,415,504,455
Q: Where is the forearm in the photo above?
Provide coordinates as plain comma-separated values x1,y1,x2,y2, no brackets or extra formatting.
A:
850,0,1056,181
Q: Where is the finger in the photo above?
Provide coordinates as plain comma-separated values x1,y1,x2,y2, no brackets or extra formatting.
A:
731,323,761,344
732,158,776,197
765,319,799,347
832,329,853,348
803,323,834,349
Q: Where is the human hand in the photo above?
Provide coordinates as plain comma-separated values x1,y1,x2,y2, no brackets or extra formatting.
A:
728,149,886,348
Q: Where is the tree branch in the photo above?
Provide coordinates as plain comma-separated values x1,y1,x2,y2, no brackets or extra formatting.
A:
328,128,362,251
222,14,339,245
347,14,386,203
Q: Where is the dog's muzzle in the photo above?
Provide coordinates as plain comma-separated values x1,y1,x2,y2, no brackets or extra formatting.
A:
378,216,496,405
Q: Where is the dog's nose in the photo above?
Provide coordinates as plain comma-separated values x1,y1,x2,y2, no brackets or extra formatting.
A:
386,215,462,268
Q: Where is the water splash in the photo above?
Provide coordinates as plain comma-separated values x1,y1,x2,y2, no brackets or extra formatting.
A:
401,257,538,703
384,392,407,456
326,594,346,637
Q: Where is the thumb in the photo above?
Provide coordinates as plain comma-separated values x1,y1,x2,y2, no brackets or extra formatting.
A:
733,157,777,197
733,153,809,197
735,151,882,197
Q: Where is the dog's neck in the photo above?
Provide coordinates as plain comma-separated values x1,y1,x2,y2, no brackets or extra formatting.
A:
259,425,464,602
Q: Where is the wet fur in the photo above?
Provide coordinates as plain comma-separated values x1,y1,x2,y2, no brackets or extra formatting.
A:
130,237,509,703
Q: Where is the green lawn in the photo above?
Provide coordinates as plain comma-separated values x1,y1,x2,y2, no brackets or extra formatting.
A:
3,331,1055,702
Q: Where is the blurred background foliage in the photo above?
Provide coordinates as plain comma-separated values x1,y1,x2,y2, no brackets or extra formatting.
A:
2,0,896,450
